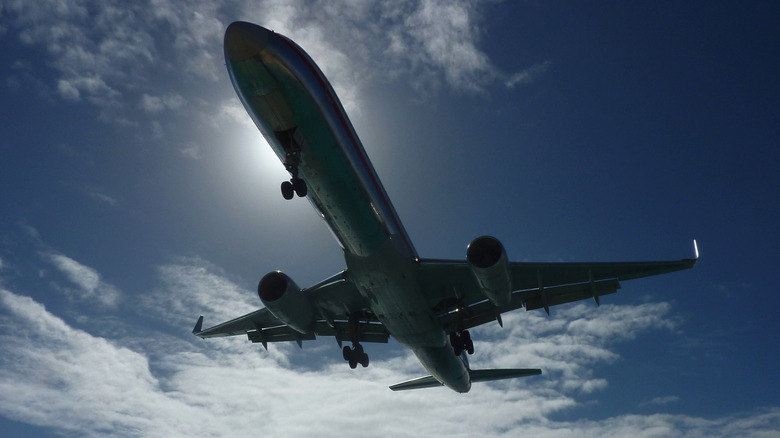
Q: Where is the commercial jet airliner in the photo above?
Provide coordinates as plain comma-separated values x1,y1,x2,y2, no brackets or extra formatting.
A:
193,21,697,392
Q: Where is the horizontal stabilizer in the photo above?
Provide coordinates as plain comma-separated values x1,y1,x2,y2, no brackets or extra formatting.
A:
389,375,442,391
470,368,541,382
389,368,542,391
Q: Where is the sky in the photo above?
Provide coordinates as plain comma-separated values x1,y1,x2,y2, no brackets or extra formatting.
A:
1,0,779,436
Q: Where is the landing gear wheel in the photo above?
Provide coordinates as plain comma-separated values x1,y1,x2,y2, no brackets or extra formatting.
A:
343,343,369,369
281,181,294,200
450,332,463,356
463,330,474,355
293,178,307,197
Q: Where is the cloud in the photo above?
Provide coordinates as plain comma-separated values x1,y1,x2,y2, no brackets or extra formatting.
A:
43,253,121,308
84,186,120,207
179,142,203,160
139,93,187,113
143,256,259,327
2,0,217,121
642,395,681,407
506,60,553,88
400,0,493,92
55,75,121,105
2,0,544,143
1,282,779,437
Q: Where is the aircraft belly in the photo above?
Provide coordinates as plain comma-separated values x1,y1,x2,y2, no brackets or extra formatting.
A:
225,24,415,258
345,237,446,349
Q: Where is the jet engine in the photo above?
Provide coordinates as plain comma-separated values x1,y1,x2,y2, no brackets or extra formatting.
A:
257,271,315,334
466,236,513,307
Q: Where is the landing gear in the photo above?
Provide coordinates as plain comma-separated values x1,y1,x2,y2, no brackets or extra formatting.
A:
342,313,370,369
281,177,307,200
343,343,369,369
276,128,308,200
281,181,294,200
450,330,474,356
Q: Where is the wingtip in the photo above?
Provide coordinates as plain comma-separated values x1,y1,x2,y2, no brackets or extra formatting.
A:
192,315,204,336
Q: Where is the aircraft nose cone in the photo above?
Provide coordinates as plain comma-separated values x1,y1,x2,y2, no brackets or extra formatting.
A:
224,21,273,62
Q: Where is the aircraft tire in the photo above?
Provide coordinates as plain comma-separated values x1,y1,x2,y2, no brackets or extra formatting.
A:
463,331,474,355
293,178,307,197
359,353,369,368
349,358,358,369
343,346,352,361
281,181,294,200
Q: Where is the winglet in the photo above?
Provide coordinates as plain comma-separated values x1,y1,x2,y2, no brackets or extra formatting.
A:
192,316,204,336
693,239,699,260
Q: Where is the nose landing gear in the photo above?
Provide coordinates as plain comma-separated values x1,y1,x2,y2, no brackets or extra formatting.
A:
281,176,307,200
275,128,308,200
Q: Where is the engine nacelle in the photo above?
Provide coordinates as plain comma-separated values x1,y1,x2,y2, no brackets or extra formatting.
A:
257,271,315,334
466,236,512,307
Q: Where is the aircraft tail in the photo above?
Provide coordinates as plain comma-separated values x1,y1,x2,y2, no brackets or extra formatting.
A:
389,368,541,391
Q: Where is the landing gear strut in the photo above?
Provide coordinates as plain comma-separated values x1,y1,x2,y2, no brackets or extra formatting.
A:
450,330,474,356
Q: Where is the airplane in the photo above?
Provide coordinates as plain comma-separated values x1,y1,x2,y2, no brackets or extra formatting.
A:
192,21,698,393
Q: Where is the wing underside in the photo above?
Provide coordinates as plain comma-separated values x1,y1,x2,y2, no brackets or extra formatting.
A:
419,256,697,333
193,271,389,348
194,253,696,348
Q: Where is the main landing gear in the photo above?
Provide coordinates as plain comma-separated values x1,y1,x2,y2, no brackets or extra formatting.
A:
342,313,370,369
450,330,474,356
342,343,369,369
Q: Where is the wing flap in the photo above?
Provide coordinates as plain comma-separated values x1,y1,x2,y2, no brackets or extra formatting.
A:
521,278,620,311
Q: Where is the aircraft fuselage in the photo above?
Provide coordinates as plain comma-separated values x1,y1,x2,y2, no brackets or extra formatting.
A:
224,22,471,392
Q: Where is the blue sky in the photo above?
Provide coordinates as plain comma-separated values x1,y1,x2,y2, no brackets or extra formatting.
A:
1,1,778,436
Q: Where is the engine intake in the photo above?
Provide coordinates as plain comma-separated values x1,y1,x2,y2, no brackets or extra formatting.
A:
258,271,315,334
466,236,512,306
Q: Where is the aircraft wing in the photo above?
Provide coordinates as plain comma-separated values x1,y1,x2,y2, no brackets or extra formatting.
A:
418,256,697,334
193,271,390,348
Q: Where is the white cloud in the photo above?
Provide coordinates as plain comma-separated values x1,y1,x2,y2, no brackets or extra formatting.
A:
1,283,778,437
139,93,187,113
44,253,121,308
85,186,120,207
143,257,259,327
506,60,553,88
643,395,681,407
3,0,542,137
401,0,493,92
179,142,203,160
